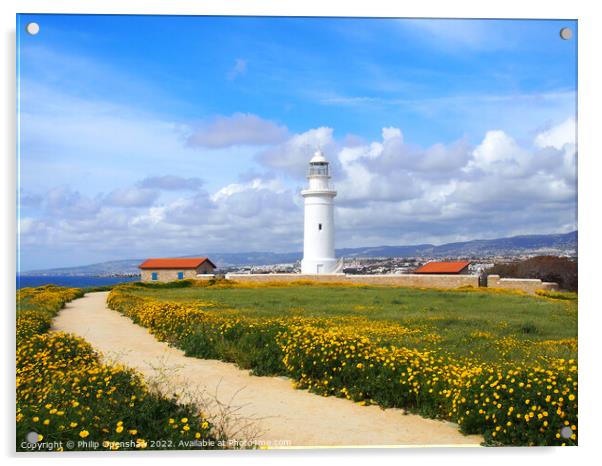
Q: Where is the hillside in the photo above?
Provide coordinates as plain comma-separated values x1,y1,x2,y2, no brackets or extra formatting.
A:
20,230,577,276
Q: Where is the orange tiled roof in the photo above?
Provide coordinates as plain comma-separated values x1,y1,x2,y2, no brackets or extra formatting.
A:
138,258,216,270
415,261,471,274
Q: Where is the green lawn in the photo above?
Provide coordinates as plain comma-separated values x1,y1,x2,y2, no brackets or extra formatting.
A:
125,282,577,364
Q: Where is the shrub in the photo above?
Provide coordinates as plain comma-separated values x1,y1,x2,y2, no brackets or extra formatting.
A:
17,285,84,341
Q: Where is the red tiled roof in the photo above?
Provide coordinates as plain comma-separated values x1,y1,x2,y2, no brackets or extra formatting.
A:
138,258,216,270
415,261,471,274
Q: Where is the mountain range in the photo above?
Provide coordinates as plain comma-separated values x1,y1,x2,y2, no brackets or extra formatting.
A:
19,231,577,276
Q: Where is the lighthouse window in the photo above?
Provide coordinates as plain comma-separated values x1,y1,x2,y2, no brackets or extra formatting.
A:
309,163,329,176
318,223,322,230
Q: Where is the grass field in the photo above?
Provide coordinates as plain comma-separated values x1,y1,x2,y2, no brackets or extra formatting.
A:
107,280,578,446
124,282,577,364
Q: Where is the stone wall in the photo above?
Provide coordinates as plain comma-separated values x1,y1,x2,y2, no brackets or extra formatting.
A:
142,269,559,293
486,274,559,294
224,273,479,289
141,268,214,282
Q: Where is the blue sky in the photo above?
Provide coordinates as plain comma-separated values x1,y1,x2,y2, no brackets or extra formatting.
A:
17,15,577,270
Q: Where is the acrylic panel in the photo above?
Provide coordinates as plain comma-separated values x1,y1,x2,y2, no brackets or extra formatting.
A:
16,14,578,451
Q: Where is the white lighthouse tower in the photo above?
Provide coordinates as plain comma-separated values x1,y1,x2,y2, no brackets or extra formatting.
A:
301,150,338,274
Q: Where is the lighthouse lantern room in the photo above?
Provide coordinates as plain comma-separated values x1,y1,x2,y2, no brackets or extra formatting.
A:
301,150,338,274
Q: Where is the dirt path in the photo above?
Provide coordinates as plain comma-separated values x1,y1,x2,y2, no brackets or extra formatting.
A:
52,292,482,448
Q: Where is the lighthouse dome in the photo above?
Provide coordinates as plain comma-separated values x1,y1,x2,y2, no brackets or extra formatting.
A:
310,150,327,164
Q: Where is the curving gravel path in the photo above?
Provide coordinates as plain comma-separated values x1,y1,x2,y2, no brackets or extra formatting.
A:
52,292,482,448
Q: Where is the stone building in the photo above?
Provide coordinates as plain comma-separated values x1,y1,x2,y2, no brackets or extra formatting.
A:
139,257,216,282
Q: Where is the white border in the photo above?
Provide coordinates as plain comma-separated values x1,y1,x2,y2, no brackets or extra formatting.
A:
2,0,585,18
3,1,600,465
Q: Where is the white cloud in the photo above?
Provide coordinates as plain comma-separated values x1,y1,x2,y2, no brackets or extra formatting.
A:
382,127,402,141
43,187,101,218
534,117,577,150
334,127,471,206
105,187,159,208
329,123,576,247
131,205,169,227
211,178,286,203
187,113,288,148
259,127,335,176
336,137,420,205
466,130,531,177
19,217,46,237
19,119,577,270
210,179,296,219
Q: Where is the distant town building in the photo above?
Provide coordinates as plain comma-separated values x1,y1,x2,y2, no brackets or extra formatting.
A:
139,257,216,282
301,150,340,274
415,260,471,274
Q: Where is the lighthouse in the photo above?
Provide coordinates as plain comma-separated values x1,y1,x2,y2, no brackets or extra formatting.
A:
301,150,338,274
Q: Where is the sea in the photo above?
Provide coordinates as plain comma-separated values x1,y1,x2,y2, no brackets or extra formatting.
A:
16,275,140,289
